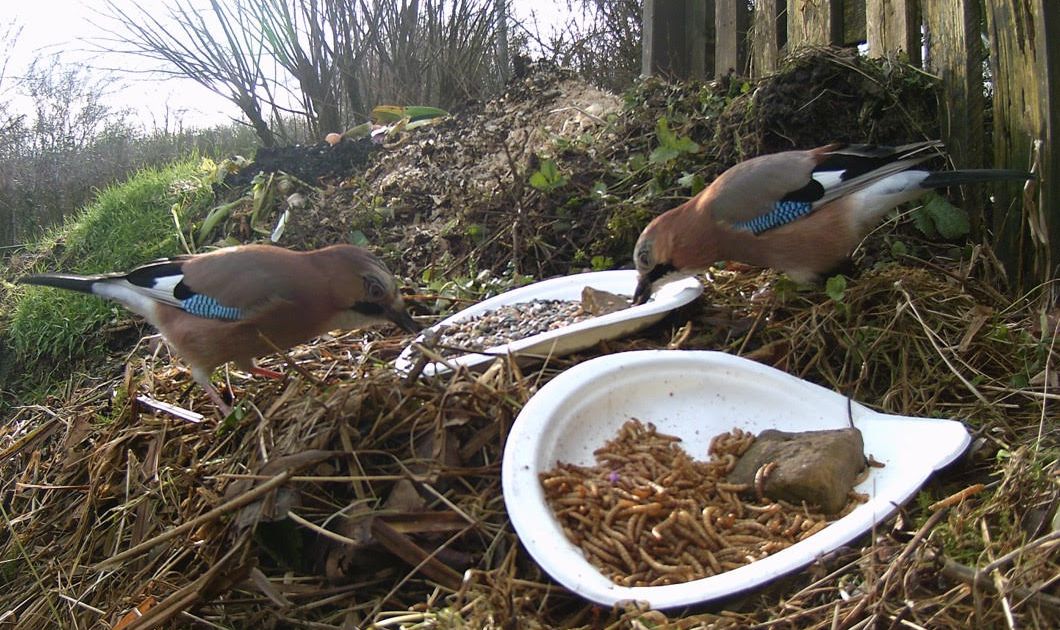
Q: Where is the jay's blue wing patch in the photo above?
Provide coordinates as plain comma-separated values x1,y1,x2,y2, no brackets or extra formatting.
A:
118,256,242,319
180,293,244,320
732,200,813,235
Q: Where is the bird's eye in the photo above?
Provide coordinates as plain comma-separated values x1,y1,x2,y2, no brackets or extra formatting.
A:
364,275,387,301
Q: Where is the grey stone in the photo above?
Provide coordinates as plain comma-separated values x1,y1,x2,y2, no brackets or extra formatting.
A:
728,428,866,514
580,286,631,316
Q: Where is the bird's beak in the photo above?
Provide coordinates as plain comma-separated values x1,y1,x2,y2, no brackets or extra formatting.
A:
386,301,422,333
632,275,653,306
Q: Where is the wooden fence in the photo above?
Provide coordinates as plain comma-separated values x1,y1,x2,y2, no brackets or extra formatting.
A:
642,0,1059,298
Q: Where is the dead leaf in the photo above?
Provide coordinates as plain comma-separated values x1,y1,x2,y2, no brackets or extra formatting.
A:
384,479,425,512
111,596,156,630
370,519,463,589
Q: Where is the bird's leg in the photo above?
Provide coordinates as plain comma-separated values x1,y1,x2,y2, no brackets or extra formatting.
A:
204,384,234,417
252,333,323,386
723,261,756,273
248,363,284,380
192,367,234,416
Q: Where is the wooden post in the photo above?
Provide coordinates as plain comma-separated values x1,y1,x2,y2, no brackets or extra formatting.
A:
842,0,867,45
866,0,920,64
984,0,1060,294
751,0,780,77
642,0,714,80
641,0,663,77
787,0,842,50
495,0,509,86
691,1,709,79
921,2,984,229
0,174,9,247
716,0,740,76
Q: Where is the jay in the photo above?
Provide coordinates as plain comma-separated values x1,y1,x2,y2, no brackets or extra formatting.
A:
20,243,421,413
632,140,1033,304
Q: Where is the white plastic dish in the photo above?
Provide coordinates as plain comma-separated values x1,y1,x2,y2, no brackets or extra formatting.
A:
394,270,702,377
501,350,971,609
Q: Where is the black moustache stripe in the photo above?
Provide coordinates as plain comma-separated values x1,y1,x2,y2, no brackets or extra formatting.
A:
647,263,677,283
351,302,385,316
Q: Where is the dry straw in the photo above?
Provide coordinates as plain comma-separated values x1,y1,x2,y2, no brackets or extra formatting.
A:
1,256,1057,628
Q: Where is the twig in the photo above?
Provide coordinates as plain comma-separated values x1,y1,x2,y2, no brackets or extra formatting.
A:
134,394,205,424
365,524,474,622
0,408,61,461
840,508,949,628
925,549,1060,614
95,470,292,567
0,501,64,626
982,530,1060,576
896,283,989,404
126,531,253,630
287,510,360,546
257,331,324,387
980,518,1016,629
928,484,984,512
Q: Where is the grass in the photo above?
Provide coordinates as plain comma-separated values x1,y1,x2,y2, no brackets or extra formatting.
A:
4,158,216,382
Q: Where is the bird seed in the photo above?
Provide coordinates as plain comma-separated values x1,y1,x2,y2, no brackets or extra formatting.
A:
434,299,591,355
424,287,631,358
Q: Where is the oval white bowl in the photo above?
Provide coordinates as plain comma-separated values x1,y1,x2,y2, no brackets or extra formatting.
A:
394,270,703,377
501,350,971,609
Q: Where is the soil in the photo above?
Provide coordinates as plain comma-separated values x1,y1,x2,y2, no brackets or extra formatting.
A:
223,139,381,188
213,51,940,288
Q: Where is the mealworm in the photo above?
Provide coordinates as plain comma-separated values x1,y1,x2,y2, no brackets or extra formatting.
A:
638,547,686,574
754,461,778,501
540,419,853,586
798,520,828,540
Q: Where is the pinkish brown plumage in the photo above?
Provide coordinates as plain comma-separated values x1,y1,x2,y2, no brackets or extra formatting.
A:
20,244,421,414
633,141,1032,304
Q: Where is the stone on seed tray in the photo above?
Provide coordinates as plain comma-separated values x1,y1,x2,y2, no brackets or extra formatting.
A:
580,286,631,316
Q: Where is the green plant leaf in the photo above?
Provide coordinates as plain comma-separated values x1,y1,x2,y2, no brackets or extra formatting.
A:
915,193,970,240
590,255,614,271
889,238,909,258
529,158,568,192
466,223,485,242
649,117,700,164
198,197,245,243
773,276,799,301
825,275,847,303
349,230,369,247
371,105,448,125
677,171,706,194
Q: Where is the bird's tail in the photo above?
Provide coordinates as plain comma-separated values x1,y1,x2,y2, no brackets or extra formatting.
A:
921,169,1034,188
19,273,100,294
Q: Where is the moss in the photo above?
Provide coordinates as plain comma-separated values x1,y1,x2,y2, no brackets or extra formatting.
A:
4,158,215,388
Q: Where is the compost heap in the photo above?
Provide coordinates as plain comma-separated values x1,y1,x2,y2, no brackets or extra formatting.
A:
1,49,1056,630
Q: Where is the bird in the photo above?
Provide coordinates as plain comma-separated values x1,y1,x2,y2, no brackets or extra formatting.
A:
19,243,421,414
631,140,1034,304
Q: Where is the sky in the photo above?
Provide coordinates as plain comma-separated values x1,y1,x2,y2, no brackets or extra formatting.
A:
1,0,575,131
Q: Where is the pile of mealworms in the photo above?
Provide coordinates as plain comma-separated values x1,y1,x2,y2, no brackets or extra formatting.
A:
540,418,860,587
